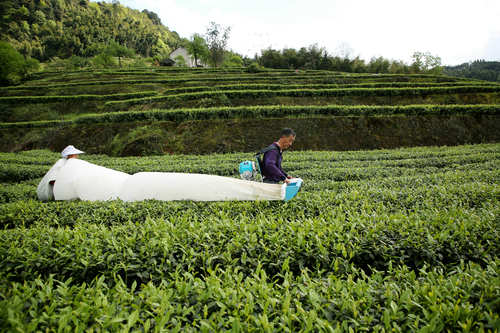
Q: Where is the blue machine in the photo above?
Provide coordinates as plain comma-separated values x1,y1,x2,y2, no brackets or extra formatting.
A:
239,161,257,181
239,160,303,201
285,178,303,201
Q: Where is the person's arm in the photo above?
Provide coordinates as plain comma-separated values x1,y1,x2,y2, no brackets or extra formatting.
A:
263,150,287,181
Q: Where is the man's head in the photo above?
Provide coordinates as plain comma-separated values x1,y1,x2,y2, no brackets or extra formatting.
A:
61,145,85,159
277,128,296,149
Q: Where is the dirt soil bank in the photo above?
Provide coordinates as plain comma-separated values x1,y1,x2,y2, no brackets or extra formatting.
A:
1,115,499,156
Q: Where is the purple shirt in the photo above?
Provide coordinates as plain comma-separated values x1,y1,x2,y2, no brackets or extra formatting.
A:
262,142,288,182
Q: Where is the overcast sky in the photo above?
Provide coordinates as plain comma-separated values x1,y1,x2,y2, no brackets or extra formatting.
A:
96,0,500,66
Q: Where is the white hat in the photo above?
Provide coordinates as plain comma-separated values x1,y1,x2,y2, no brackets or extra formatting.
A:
61,145,85,158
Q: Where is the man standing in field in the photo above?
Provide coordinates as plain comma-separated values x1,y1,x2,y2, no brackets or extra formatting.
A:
261,128,296,185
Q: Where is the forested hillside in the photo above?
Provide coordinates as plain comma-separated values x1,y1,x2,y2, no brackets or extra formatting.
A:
443,60,500,83
0,0,183,61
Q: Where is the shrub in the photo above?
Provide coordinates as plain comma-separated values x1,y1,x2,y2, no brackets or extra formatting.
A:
245,62,261,73
222,54,243,68
0,41,40,85
44,57,66,71
66,55,91,70
91,53,117,68
173,55,187,67
130,57,148,68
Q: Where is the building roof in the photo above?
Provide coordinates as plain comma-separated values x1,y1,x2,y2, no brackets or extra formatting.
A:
170,47,187,55
159,58,176,65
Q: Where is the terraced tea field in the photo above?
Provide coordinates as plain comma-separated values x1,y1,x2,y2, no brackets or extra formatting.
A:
1,144,499,331
1,68,500,155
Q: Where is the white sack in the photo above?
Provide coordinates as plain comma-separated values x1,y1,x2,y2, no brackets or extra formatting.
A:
119,172,286,202
52,159,285,202
37,158,67,202
54,159,130,201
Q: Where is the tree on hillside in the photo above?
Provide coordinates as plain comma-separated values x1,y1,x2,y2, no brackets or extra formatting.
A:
222,53,243,68
67,55,91,70
368,56,391,74
91,44,117,68
389,59,410,74
298,44,327,70
108,41,135,67
142,9,162,25
186,33,209,67
442,60,500,82
333,42,356,72
0,41,40,86
258,45,330,70
205,22,231,67
174,55,187,67
411,51,443,74
259,48,286,69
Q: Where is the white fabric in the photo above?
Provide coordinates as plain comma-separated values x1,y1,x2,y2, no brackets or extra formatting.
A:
54,159,130,201
50,159,286,202
119,172,285,202
37,158,67,202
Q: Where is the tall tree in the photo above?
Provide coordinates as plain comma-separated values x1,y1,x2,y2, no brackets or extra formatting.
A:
334,42,355,72
204,22,231,68
108,41,135,67
411,51,442,74
91,44,117,68
173,55,186,67
186,33,208,67
0,40,40,85
222,53,243,68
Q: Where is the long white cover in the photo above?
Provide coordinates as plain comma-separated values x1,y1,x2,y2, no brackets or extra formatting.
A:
37,158,66,202
52,159,286,202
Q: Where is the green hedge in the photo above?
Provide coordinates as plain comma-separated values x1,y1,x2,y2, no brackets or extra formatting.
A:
68,104,500,124
160,82,498,96
0,91,158,104
1,196,498,280
1,260,498,332
0,120,63,129
0,163,49,182
105,85,500,109
1,75,343,91
1,74,455,91
1,104,500,129
2,85,495,105
0,181,37,203
1,166,499,282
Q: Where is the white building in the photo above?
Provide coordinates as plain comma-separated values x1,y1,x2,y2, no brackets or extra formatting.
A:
169,47,209,68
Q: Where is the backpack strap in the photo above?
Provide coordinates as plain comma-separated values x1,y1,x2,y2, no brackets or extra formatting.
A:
254,145,279,175
257,145,279,156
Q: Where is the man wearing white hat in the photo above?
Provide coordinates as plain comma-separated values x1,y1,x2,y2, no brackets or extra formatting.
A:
61,145,85,159
37,145,85,201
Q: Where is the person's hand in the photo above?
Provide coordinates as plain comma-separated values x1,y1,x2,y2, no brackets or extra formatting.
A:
286,175,292,179
284,178,291,185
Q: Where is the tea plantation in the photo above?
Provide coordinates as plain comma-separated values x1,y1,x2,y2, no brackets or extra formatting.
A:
1,68,500,331
1,67,500,154
1,144,499,332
